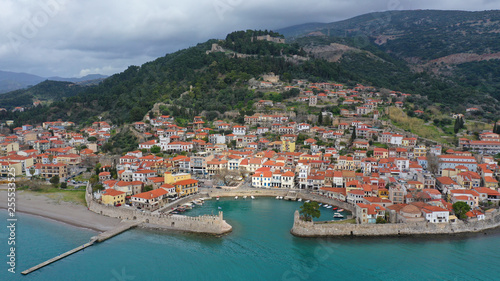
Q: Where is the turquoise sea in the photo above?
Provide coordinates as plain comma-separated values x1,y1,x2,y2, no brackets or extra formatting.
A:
2,197,500,280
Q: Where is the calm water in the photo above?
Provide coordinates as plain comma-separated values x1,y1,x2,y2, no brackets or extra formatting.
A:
2,198,500,281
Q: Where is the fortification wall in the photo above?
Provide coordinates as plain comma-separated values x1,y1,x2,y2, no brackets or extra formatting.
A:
291,210,500,237
86,185,231,235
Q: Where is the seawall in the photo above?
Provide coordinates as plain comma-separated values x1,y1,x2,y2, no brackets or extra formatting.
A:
290,209,500,237
86,185,232,235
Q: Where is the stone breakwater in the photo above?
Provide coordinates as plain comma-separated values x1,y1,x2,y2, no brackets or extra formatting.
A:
290,209,500,237
86,185,232,235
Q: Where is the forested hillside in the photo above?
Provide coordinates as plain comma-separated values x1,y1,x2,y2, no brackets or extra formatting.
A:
5,22,500,127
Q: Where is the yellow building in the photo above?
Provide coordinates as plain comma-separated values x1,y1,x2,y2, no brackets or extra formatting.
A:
413,145,427,158
0,161,22,177
101,189,126,206
164,172,191,184
0,142,19,156
173,179,198,197
281,141,296,152
377,188,389,199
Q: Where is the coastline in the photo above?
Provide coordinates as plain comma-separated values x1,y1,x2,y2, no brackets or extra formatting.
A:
290,209,500,238
0,189,121,232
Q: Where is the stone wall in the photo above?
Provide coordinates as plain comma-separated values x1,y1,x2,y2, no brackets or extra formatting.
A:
291,209,500,237
86,184,231,235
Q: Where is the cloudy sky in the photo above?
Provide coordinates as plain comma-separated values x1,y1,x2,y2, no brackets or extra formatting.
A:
1,0,498,78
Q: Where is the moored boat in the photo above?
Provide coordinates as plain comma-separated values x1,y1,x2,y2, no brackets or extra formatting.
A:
327,205,332,209
338,209,344,212
251,196,255,199
297,198,302,202
235,196,239,199
305,200,310,203
333,213,344,218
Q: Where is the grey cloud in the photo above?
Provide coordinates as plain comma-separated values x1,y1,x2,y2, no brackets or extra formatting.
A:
0,0,498,77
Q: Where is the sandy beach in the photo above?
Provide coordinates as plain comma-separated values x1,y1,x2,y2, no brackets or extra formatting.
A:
0,187,121,232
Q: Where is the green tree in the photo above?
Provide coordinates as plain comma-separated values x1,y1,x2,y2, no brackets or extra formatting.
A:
317,112,323,125
453,201,471,220
87,136,97,142
299,201,321,222
376,217,386,224
150,145,161,154
454,117,465,134
60,182,68,189
29,166,36,177
92,184,104,193
49,175,60,187
89,174,99,186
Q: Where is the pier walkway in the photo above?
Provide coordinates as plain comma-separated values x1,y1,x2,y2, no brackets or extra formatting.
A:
21,220,142,275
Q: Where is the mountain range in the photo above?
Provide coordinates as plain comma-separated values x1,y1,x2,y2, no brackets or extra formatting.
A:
0,70,107,93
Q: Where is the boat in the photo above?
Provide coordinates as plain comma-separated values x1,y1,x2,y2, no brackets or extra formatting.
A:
218,206,222,210
279,196,284,200
327,206,333,209
338,209,344,212
332,207,338,210
297,198,302,202
333,213,344,218
216,196,220,201
276,196,280,199
305,200,310,203
323,205,329,208
251,196,255,199
243,195,248,199
318,203,323,207
235,196,238,199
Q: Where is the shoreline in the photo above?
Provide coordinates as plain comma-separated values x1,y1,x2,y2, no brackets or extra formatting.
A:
0,207,103,233
290,209,500,238
0,190,121,232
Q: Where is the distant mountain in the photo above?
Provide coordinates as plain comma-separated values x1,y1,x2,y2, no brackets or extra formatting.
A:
0,70,108,93
0,70,45,93
277,10,500,62
47,74,108,83
276,9,500,107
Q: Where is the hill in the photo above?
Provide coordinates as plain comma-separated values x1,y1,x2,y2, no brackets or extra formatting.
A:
277,10,500,107
7,23,500,127
278,10,500,60
0,70,107,93
0,80,91,110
